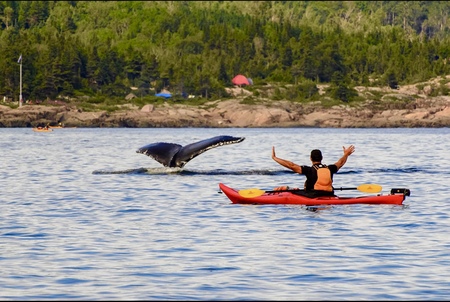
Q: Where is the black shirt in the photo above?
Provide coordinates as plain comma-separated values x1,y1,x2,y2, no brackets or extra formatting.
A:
300,164,338,191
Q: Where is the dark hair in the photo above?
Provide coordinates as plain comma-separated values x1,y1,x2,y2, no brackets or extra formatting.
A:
310,149,323,162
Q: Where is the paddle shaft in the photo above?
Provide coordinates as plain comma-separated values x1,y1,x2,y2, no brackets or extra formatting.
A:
334,187,358,191
262,187,358,194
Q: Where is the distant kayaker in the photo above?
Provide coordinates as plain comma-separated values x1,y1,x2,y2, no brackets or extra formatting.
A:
271,145,355,197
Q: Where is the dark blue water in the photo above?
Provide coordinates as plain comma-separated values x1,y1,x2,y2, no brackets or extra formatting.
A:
1,127,449,300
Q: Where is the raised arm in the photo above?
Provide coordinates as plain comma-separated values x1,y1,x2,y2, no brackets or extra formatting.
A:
334,145,355,170
272,146,302,174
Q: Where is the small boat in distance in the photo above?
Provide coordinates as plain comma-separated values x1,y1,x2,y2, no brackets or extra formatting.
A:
32,126,53,132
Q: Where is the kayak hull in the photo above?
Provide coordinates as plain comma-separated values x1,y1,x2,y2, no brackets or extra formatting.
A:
32,127,53,132
218,183,407,206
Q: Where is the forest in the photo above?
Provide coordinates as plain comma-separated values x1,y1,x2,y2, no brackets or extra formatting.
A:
1,1,450,107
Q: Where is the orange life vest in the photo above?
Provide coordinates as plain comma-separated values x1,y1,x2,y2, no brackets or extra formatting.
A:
313,164,333,192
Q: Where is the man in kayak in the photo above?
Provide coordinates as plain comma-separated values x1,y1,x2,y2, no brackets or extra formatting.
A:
271,145,355,197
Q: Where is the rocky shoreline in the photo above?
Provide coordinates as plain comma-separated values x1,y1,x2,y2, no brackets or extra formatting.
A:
1,96,449,128
1,81,450,128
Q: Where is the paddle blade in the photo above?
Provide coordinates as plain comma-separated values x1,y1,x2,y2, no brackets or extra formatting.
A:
238,188,265,198
357,184,382,193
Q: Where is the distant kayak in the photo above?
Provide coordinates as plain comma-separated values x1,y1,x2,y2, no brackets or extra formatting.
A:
218,183,410,206
32,127,53,132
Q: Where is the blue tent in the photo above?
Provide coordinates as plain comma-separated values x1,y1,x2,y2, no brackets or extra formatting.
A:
155,92,172,99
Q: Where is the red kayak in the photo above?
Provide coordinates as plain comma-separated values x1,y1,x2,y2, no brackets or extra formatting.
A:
218,183,410,206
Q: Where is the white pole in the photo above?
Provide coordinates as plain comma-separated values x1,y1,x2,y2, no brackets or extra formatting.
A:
19,55,23,107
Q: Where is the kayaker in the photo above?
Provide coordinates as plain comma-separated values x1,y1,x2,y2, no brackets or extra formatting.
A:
271,145,355,197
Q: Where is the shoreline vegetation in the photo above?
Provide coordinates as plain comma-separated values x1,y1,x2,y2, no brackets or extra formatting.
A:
1,78,449,128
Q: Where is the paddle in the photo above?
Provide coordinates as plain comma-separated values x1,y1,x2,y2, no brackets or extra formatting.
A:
238,183,382,198
335,184,383,193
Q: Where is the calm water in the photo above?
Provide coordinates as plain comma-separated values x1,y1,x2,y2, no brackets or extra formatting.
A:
1,127,449,300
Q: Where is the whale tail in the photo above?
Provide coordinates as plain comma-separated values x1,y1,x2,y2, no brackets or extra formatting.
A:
136,135,245,168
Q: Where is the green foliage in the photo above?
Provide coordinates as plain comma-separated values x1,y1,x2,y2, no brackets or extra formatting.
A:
439,85,450,96
296,80,319,100
329,85,359,103
328,71,358,103
0,0,449,107
272,87,284,101
271,81,320,102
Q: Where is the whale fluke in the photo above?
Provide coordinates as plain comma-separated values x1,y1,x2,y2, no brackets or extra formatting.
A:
136,135,245,168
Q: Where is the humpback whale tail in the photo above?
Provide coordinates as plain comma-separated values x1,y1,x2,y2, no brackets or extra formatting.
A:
136,135,245,168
